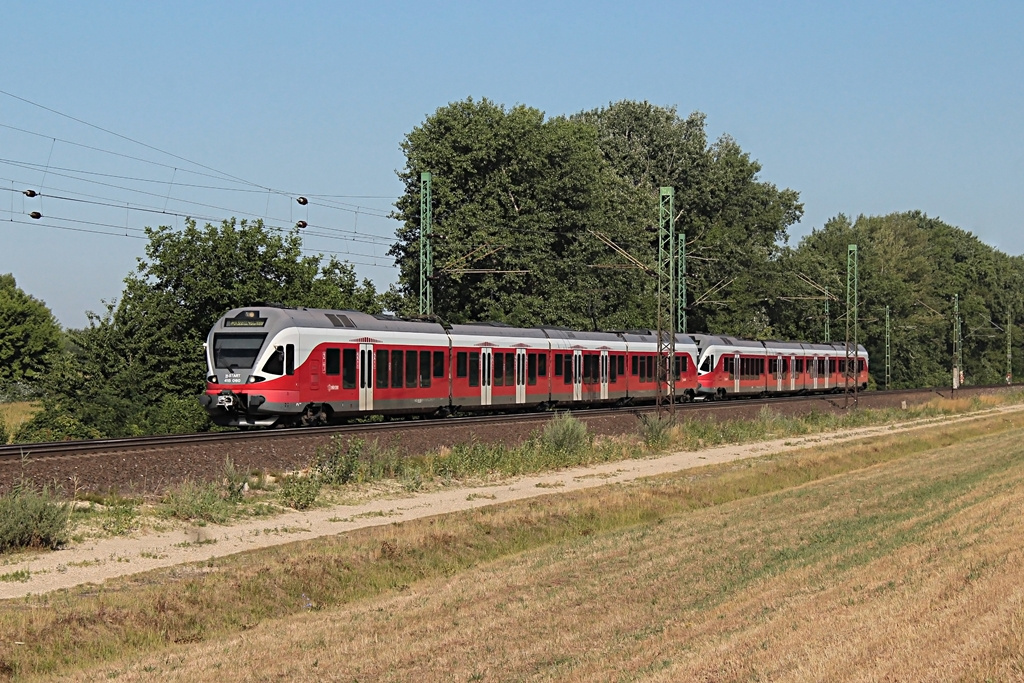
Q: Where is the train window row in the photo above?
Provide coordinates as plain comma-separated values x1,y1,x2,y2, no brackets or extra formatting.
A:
720,356,866,380
445,350,696,386
326,348,446,391
631,355,688,383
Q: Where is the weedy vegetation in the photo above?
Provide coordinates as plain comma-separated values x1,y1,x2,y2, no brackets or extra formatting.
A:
0,478,72,552
0,401,39,444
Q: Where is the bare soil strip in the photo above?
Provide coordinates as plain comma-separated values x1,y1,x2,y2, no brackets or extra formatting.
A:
3,404,1022,600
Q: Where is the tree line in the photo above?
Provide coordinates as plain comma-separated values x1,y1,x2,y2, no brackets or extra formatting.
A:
1,98,1021,441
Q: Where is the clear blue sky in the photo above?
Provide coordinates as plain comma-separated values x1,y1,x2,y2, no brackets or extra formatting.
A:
2,1,1022,328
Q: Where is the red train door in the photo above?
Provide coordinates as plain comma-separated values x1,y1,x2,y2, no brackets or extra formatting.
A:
358,343,373,411
573,350,583,401
515,348,526,404
600,350,609,400
481,348,493,406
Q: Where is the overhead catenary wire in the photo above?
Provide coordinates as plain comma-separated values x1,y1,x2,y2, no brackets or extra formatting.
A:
0,159,393,221
0,182,395,245
0,213,396,268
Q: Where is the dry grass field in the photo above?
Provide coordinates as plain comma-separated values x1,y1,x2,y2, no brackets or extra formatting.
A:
3,408,1024,681
0,402,36,443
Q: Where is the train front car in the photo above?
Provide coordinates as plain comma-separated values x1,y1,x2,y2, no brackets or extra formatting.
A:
201,307,453,427
200,307,308,427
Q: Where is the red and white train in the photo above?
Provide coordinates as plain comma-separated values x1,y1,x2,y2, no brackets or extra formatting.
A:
199,306,869,427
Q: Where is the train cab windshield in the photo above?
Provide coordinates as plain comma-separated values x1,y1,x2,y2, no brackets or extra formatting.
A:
213,333,267,370
698,354,714,375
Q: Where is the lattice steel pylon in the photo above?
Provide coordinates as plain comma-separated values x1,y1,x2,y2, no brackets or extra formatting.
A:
419,172,433,316
678,218,686,335
885,305,891,390
1008,308,1013,385
845,244,858,407
824,288,831,343
657,187,676,415
953,293,962,389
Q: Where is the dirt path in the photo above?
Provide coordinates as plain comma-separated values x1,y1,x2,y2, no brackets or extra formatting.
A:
3,405,1021,600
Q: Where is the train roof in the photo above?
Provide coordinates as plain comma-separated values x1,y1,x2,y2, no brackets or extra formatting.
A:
216,307,448,335
449,322,549,339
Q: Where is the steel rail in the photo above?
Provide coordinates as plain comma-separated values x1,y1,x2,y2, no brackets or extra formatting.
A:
0,384,1011,463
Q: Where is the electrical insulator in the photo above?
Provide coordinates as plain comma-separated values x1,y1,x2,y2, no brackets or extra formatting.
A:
296,196,308,205
29,211,42,219
23,189,38,198
296,220,307,229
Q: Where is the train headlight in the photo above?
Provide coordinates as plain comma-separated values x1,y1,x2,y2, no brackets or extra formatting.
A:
247,375,265,384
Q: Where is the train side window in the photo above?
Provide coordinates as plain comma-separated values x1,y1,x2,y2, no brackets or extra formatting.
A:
528,354,537,385
420,350,431,388
376,350,389,388
456,352,468,378
796,358,804,373
433,351,445,378
564,356,573,384
505,353,515,386
554,353,563,378
286,344,295,375
342,349,356,389
609,356,617,383
469,352,479,387
494,352,504,386
538,354,547,377
391,350,404,388
261,347,285,375
616,355,624,376
405,350,418,388
631,356,639,376
326,348,341,376
858,359,865,373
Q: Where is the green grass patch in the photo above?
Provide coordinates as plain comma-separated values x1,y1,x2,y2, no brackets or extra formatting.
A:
0,569,31,582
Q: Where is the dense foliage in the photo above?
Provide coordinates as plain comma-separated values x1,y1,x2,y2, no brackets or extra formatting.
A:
0,274,62,398
778,212,1024,388
389,98,803,332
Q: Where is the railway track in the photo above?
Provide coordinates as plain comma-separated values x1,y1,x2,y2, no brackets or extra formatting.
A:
0,384,1011,494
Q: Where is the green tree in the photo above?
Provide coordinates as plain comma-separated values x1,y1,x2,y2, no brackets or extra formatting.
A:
390,99,803,334
21,218,381,439
0,274,62,396
779,212,1024,389
576,101,803,337
390,98,629,328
